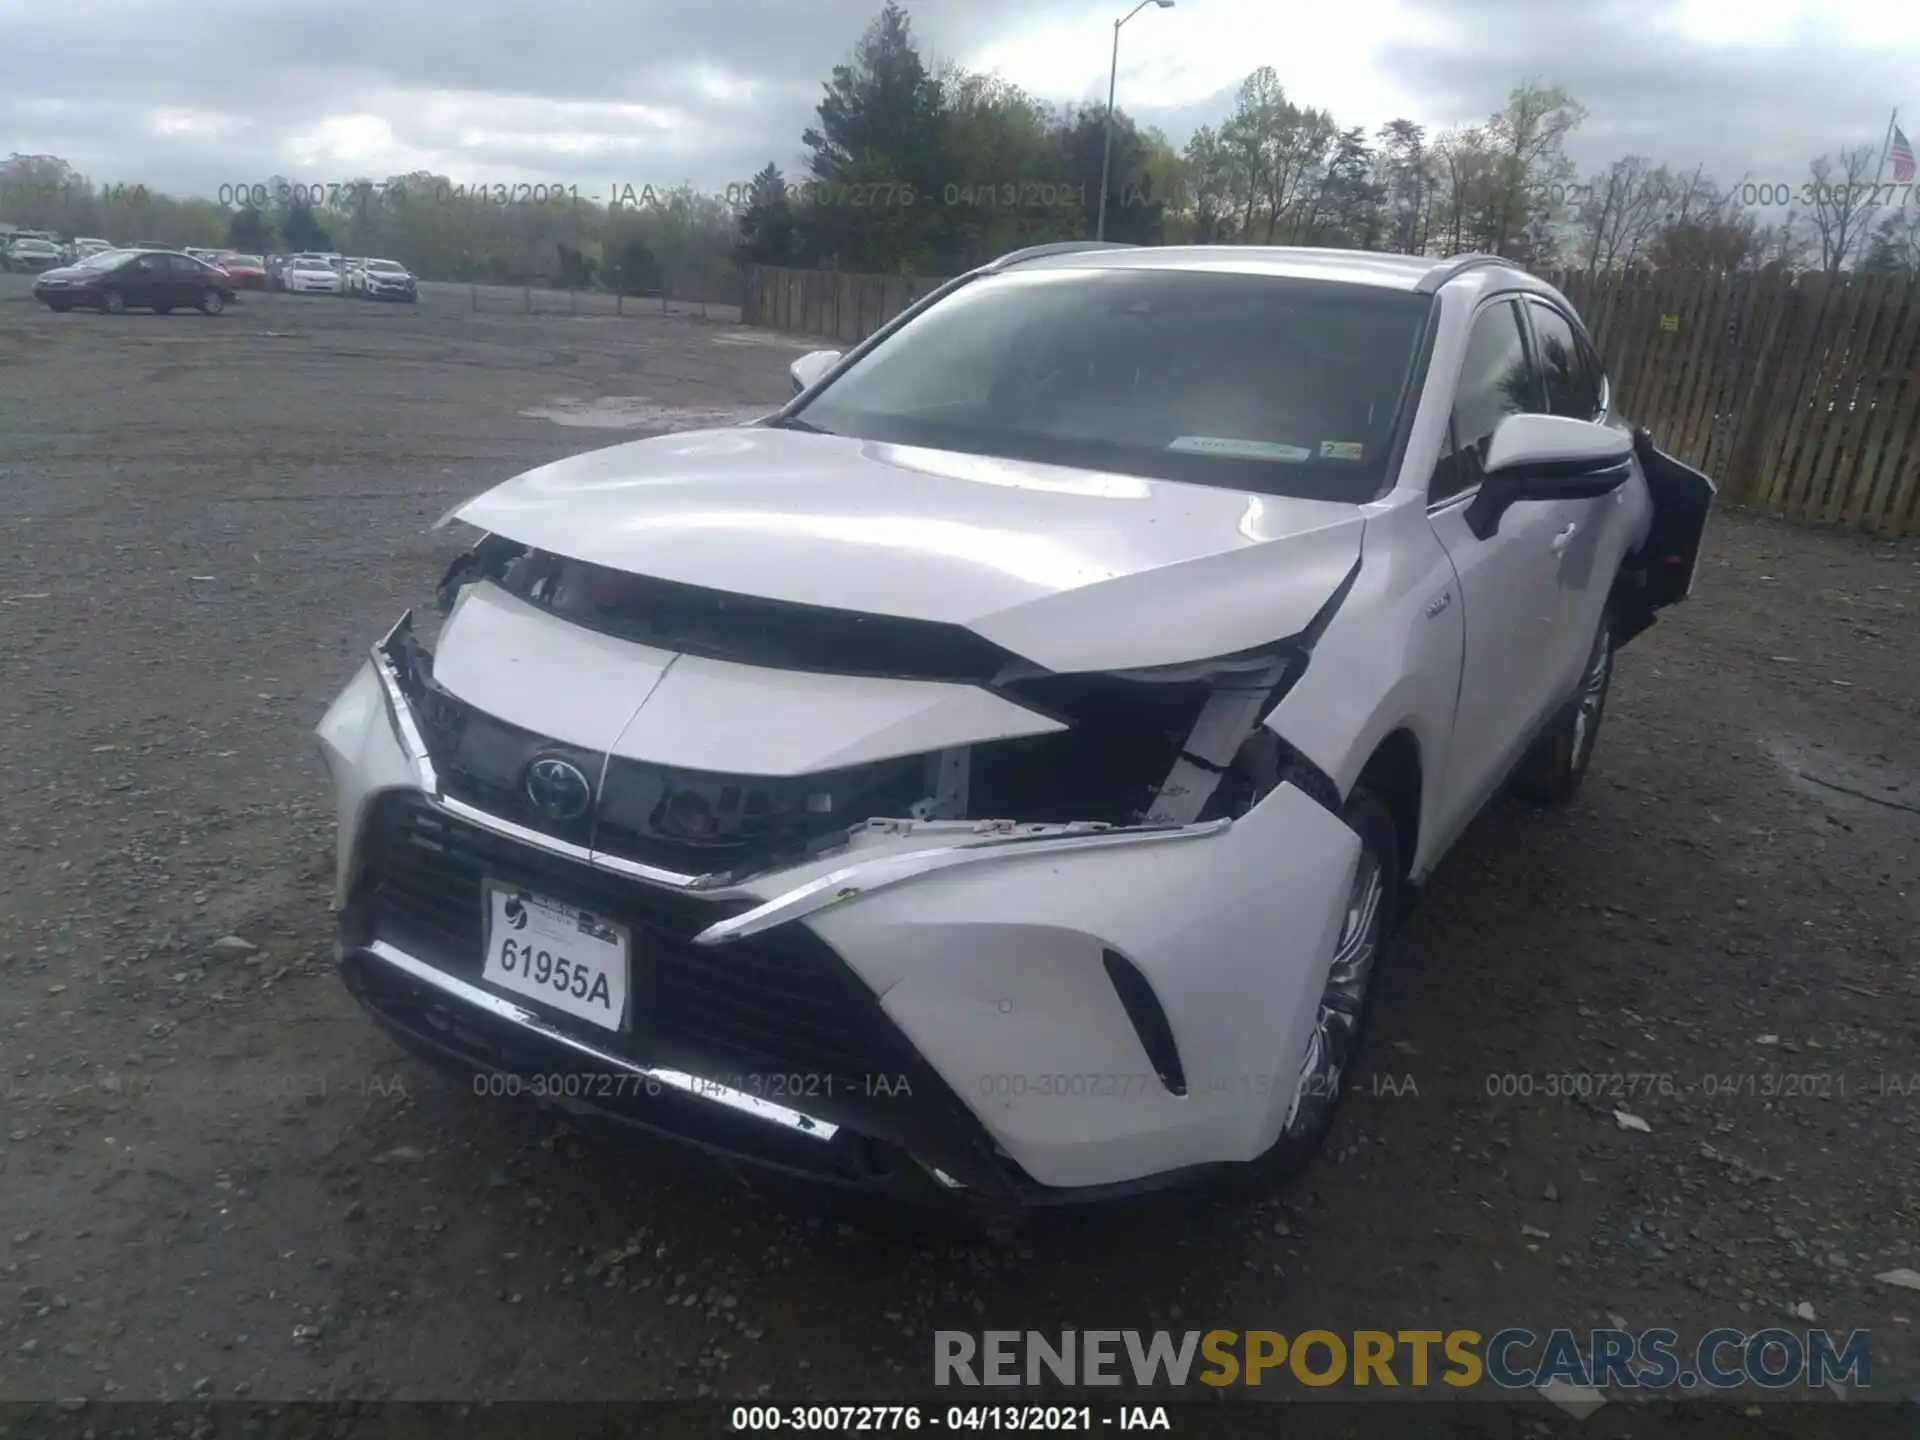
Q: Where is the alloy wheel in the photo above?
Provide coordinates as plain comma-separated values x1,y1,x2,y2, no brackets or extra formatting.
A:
1278,849,1387,1143
1570,623,1612,771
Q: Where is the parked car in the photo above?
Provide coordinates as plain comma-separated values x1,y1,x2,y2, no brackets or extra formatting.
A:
34,247,237,315
354,258,418,301
283,256,345,295
4,235,65,273
72,237,114,261
317,244,1715,1208
269,253,329,290
212,252,268,290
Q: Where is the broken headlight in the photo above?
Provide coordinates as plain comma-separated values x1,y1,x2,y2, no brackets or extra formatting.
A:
973,643,1308,828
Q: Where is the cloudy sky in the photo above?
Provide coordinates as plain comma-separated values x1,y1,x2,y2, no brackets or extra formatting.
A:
2,0,1914,203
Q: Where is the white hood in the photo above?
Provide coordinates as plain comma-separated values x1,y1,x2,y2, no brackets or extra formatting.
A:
450,427,1367,672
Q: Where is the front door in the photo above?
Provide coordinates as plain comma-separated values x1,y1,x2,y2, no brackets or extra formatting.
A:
1522,297,1621,696
122,253,165,306
1426,297,1589,843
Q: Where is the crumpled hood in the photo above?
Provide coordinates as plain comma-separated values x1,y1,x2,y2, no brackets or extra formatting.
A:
449,427,1367,672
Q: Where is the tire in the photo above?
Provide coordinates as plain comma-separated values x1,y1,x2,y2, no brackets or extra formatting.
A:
198,289,224,316
1244,786,1400,1183
98,287,127,315
1511,605,1615,805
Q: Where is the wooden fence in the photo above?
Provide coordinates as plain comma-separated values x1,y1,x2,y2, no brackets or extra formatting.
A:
741,262,1920,537
742,266,950,349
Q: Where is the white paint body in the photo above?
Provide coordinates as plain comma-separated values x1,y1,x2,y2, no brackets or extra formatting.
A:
285,263,343,295
319,247,1689,1193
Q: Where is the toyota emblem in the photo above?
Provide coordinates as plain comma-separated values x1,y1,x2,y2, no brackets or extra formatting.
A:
523,756,593,822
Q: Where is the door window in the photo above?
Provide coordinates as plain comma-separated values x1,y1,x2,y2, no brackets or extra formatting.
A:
1575,329,1610,417
1432,299,1539,503
1527,300,1602,421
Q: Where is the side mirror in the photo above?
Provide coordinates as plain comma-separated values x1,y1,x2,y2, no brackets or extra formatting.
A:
1465,414,1633,540
789,349,843,396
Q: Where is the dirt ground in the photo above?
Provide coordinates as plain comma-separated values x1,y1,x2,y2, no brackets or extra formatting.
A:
0,274,1916,1417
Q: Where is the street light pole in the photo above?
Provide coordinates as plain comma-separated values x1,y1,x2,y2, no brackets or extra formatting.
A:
1095,0,1174,241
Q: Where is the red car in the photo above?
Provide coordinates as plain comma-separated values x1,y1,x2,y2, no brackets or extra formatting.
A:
212,252,267,290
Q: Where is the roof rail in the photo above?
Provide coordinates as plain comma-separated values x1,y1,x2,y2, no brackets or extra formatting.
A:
982,241,1139,272
1414,252,1512,294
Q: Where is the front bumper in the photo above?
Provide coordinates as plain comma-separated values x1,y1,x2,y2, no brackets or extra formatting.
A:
365,281,417,300
317,636,1363,1202
341,937,988,1207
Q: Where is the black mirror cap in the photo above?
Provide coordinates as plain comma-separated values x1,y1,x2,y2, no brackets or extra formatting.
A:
1463,459,1630,541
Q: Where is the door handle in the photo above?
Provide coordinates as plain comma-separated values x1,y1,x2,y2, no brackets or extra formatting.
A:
1551,523,1578,552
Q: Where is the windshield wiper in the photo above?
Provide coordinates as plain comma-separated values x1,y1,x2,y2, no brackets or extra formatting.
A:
767,415,834,435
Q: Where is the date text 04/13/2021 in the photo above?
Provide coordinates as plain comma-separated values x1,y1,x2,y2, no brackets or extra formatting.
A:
729,1405,1172,1431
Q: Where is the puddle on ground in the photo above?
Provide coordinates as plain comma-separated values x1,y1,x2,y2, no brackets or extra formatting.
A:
519,397,771,429
1762,734,1920,817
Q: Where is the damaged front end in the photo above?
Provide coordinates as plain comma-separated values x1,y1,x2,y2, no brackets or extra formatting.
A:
319,535,1369,1202
393,536,1356,893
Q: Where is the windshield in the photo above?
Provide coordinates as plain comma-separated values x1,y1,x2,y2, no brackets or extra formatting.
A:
788,268,1432,501
13,239,58,252
73,249,133,270
369,261,404,272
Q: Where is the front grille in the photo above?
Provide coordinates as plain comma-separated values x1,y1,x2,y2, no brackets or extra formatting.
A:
353,792,900,1086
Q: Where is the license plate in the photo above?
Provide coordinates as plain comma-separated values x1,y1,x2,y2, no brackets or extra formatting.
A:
481,885,629,1031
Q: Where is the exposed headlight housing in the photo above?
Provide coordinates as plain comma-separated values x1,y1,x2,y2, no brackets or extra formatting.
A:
972,640,1308,828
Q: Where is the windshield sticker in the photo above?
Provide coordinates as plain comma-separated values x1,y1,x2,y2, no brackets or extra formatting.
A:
1168,436,1313,462
1320,441,1365,461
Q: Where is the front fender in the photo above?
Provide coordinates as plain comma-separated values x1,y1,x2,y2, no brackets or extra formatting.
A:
1264,500,1460,876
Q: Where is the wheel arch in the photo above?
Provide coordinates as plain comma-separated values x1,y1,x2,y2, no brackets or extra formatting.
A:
1352,727,1423,894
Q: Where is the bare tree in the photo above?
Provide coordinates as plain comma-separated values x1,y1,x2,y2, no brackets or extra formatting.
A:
1483,81,1587,259
1180,125,1237,242
1803,146,1880,273
1576,155,1668,277
1374,119,1434,254
1432,125,1494,254
1861,207,1920,274
1747,213,1814,273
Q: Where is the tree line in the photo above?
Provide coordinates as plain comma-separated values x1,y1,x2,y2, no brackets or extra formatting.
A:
4,1,1916,290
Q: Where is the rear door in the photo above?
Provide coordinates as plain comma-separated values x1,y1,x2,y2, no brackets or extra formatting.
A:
1426,297,1587,842
170,253,210,301
1630,435,1717,625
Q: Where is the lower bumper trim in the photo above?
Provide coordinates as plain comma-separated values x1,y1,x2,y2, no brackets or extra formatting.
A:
357,939,839,1141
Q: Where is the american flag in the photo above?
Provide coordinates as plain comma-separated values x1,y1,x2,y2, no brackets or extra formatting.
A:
1893,124,1917,183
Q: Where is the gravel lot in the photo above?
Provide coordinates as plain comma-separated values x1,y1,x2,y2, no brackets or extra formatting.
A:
1,274,1916,1417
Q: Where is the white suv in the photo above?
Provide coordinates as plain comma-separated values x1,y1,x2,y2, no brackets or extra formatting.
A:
317,244,1714,1208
